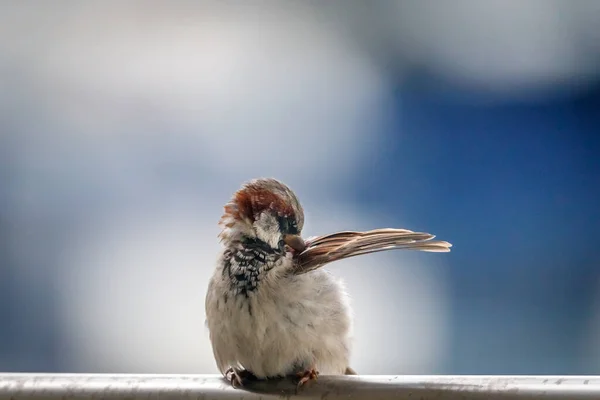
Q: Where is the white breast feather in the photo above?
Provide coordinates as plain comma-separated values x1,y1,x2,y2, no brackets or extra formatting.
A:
205,252,352,378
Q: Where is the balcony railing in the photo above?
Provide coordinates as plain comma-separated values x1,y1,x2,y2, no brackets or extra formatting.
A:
1,373,599,399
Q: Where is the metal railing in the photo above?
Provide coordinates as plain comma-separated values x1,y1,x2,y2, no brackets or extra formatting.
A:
1,373,599,399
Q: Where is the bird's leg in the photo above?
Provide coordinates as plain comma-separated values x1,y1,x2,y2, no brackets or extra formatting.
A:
225,367,258,388
295,367,319,390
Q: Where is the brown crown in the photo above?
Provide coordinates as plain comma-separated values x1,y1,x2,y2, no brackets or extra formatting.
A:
220,179,299,228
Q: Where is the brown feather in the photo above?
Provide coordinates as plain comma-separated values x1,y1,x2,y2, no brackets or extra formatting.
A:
292,228,452,274
221,180,298,224
218,178,304,242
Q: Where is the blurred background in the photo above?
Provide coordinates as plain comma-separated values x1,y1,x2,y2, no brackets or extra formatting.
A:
1,1,599,375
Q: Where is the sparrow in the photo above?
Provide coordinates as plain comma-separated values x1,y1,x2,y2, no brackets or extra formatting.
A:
205,178,451,389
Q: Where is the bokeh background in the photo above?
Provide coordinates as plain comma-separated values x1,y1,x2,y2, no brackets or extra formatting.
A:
1,1,599,375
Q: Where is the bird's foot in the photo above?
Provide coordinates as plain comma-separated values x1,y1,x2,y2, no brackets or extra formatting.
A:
225,367,257,388
295,367,319,391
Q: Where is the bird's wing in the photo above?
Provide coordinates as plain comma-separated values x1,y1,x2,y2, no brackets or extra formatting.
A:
292,228,451,275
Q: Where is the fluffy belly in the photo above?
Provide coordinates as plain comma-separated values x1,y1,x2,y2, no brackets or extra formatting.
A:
208,269,352,378
228,296,349,378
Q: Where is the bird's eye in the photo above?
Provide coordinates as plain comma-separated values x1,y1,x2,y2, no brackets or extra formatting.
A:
278,216,289,232
288,219,299,235
277,216,299,235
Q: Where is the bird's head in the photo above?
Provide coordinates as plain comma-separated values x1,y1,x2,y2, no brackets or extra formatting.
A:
218,178,306,254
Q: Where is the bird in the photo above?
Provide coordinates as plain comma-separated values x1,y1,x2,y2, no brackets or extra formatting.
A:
205,178,451,389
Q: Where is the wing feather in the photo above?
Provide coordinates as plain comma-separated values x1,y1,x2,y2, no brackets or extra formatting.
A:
293,228,451,274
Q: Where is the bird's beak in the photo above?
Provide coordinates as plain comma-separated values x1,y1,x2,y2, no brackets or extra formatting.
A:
283,234,306,253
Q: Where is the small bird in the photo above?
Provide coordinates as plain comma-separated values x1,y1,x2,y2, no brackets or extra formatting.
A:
205,178,451,389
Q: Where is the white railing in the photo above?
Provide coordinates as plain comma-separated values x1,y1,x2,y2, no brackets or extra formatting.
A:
1,374,599,399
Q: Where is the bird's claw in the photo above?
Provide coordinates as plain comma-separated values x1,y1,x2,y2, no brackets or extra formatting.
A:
225,367,243,388
296,368,319,391
225,367,257,388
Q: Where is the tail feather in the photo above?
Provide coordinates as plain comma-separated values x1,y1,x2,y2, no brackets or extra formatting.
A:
292,228,452,274
344,366,357,375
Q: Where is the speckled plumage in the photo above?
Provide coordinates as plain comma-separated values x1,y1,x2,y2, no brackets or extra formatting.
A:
206,251,352,378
